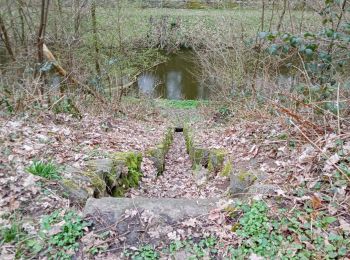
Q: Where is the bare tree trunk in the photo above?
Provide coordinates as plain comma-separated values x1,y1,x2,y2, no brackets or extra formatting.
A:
43,44,107,105
276,0,287,32
268,0,276,31
328,0,348,55
6,0,19,47
37,0,50,64
74,0,81,37
91,0,100,76
56,0,63,38
0,14,16,61
37,0,50,100
17,0,25,46
261,0,265,31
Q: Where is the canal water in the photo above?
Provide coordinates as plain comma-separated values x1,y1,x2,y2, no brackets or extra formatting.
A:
136,50,210,100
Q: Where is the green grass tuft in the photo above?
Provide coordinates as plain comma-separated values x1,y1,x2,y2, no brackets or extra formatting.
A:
159,99,208,109
26,161,61,180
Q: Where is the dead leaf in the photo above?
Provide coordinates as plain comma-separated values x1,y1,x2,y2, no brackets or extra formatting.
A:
311,194,322,210
182,218,197,228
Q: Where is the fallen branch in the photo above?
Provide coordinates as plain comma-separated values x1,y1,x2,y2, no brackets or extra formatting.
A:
43,44,107,104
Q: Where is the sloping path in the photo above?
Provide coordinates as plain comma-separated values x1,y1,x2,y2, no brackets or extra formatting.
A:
126,132,227,198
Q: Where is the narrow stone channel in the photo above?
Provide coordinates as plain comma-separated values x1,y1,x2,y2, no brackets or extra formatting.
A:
126,132,226,198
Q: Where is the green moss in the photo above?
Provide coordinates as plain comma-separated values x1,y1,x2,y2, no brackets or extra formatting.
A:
148,146,166,174
112,167,141,197
105,168,117,188
220,161,233,177
162,128,174,151
237,171,257,182
111,151,143,197
82,171,106,197
112,186,125,197
62,178,80,190
186,134,194,154
183,126,194,153
148,128,174,176
114,151,142,172
190,147,209,168
208,149,226,173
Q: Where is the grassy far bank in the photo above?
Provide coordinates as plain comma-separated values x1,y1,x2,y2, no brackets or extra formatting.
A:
96,7,321,43
68,6,321,93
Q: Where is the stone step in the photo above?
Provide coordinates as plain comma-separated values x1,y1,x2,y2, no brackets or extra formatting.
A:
84,197,219,222
83,197,221,251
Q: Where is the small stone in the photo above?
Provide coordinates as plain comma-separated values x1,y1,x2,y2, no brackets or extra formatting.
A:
248,184,279,196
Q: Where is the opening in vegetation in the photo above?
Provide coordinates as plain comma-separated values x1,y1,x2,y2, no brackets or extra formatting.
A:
134,50,209,100
174,127,183,132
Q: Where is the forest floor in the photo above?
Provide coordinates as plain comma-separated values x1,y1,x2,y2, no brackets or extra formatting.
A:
0,100,349,259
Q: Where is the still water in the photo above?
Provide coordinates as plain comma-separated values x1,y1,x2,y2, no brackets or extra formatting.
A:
136,51,209,100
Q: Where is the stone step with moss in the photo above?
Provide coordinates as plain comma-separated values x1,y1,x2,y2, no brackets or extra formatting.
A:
147,127,174,175
60,151,142,204
183,125,228,175
229,168,275,197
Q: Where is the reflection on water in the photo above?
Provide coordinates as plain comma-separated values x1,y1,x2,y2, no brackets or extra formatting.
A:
135,50,299,100
138,72,156,95
136,50,209,100
166,71,182,99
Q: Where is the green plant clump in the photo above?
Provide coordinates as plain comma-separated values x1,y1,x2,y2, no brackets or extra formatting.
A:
228,200,350,259
43,211,90,255
0,222,23,244
26,160,61,180
230,200,282,258
0,210,90,259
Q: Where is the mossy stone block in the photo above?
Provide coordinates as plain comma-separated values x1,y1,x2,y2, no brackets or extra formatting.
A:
148,128,174,175
220,161,233,177
148,146,166,174
114,151,142,172
230,170,257,195
207,149,226,173
86,158,114,175
162,128,174,151
111,151,143,197
183,126,194,154
60,178,94,204
82,171,107,198
190,147,210,168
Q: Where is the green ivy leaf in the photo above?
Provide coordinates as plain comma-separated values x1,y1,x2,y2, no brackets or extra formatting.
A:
268,44,279,55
